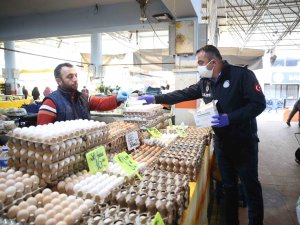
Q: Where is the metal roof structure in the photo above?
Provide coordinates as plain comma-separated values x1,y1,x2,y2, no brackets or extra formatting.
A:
207,0,300,51
0,0,299,51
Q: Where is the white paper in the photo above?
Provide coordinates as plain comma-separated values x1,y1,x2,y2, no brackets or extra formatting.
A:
194,100,218,128
126,131,140,151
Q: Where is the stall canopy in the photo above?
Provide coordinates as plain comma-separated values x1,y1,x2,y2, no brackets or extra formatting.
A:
219,47,265,70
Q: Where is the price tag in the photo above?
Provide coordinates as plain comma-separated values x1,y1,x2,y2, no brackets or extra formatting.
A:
126,131,140,151
151,212,165,225
86,146,108,174
0,97,3,101
114,151,142,179
147,127,162,138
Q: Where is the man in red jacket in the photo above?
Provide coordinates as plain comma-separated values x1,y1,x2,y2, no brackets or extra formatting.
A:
37,63,127,125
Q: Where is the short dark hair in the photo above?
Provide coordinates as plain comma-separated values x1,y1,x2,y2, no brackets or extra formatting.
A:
54,63,74,78
196,45,222,60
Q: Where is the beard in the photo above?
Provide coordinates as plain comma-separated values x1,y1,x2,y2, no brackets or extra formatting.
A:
60,80,78,92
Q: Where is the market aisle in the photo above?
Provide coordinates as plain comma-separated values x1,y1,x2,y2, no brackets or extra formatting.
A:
239,120,300,225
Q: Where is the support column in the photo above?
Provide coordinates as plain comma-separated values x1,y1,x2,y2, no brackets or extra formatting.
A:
91,33,103,83
4,41,18,95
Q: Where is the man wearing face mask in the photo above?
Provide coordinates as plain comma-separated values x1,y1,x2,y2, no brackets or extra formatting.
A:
138,45,266,225
37,63,128,125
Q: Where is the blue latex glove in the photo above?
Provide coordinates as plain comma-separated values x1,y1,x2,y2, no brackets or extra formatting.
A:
211,114,229,128
138,95,155,104
116,91,128,103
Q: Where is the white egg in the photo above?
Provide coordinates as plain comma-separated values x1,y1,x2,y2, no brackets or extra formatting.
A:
5,186,16,197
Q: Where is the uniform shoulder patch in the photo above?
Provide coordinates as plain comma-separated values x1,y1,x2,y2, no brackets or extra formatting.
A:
254,83,262,92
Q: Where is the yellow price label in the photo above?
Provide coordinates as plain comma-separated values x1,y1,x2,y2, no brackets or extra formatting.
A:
151,212,165,225
114,151,142,180
147,127,162,138
86,146,108,174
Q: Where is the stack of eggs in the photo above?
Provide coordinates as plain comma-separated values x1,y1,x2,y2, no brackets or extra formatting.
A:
56,170,125,204
123,104,166,129
0,168,41,211
130,145,165,168
104,122,140,157
143,133,178,147
6,188,93,225
7,120,108,184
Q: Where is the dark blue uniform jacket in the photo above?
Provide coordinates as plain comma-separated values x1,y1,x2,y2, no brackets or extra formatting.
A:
155,61,266,141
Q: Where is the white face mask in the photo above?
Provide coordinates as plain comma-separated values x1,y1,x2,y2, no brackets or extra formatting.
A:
197,60,214,78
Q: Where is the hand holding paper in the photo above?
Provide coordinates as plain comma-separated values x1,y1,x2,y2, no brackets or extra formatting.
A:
211,114,229,127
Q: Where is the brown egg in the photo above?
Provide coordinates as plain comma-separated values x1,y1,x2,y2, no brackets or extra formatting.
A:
6,174,16,180
42,188,52,196
35,193,44,203
27,205,37,215
44,203,54,211
35,208,46,217
18,201,29,210
17,209,29,222
51,198,60,206
26,196,37,206
30,175,40,184
5,179,15,187
0,191,6,203
62,207,72,216
7,168,15,174
0,172,7,179
64,215,76,225
54,212,65,222
71,209,82,221
7,205,19,219
60,200,69,208
53,205,63,214
45,218,58,225
46,209,56,218
0,178,6,184
22,173,30,179
68,202,78,210
65,183,74,195
43,196,52,205
35,214,47,225
58,193,67,200
14,171,23,177
0,183,7,191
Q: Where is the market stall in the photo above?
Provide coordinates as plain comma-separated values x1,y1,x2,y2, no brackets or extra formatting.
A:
0,104,213,225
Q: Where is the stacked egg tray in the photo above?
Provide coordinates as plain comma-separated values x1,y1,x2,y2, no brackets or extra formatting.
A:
3,188,94,225
123,105,169,129
156,139,207,181
55,169,130,205
102,122,141,159
108,169,190,225
0,169,45,217
6,120,109,185
85,203,163,225
130,145,165,168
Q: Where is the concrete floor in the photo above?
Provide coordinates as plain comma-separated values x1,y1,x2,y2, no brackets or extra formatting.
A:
211,110,300,225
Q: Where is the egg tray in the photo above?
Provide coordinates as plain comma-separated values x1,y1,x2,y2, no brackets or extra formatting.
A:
0,186,44,217
108,174,189,225
9,153,87,185
7,123,109,145
7,131,109,163
84,204,166,225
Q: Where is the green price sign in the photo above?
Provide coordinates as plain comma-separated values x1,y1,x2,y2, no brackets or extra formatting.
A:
114,151,142,179
147,127,162,138
151,212,165,225
86,146,108,174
